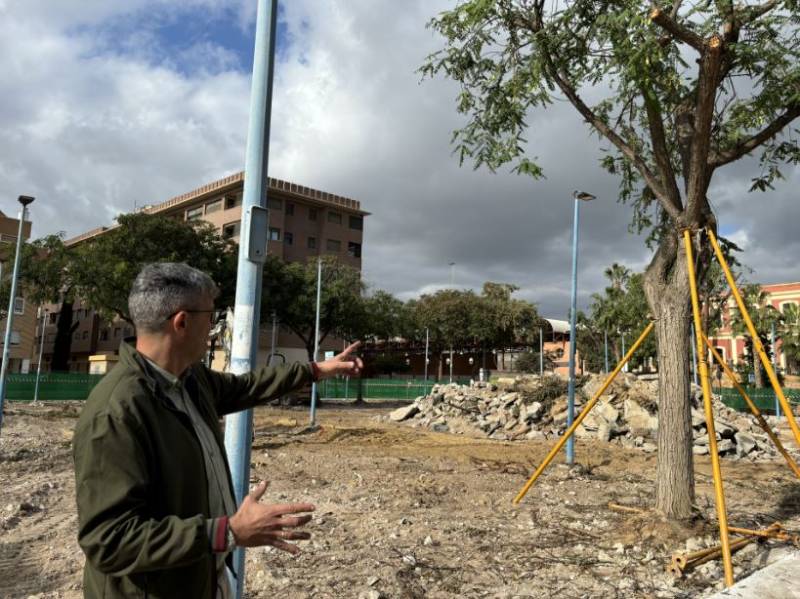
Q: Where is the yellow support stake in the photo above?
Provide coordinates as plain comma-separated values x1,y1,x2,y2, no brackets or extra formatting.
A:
703,334,800,480
683,229,734,587
513,322,654,505
706,227,800,448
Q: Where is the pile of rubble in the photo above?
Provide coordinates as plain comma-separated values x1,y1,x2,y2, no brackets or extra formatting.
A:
389,373,788,460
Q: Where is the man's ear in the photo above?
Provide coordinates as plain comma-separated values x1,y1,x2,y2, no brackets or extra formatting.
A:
172,311,188,331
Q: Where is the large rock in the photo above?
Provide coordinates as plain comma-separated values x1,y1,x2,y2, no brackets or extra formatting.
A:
389,404,419,422
735,432,758,456
624,399,658,434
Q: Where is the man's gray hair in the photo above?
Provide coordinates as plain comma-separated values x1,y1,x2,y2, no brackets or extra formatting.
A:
129,263,219,333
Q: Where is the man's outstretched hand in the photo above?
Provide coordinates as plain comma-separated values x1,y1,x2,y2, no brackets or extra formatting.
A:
228,481,315,554
315,341,363,379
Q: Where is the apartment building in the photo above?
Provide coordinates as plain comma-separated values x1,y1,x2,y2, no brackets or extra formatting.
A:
0,210,36,373
38,172,368,372
708,281,800,373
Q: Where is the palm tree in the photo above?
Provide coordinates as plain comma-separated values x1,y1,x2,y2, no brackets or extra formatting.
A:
730,285,783,387
780,303,800,375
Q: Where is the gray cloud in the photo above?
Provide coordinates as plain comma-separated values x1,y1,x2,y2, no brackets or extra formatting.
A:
0,0,796,323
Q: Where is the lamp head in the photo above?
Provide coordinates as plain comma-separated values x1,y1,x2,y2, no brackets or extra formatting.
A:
18,195,35,207
573,190,596,202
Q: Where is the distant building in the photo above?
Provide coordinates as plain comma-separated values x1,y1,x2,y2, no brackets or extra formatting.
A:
38,172,368,372
707,281,800,373
0,210,36,373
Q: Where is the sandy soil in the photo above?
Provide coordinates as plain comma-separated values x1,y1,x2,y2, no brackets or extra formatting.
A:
1,401,799,598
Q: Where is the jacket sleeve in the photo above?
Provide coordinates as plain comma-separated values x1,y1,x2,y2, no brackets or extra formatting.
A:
74,410,209,575
203,361,313,416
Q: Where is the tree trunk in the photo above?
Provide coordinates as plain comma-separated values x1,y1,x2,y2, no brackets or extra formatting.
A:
52,301,78,372
753,338,766,388
643,235,696,520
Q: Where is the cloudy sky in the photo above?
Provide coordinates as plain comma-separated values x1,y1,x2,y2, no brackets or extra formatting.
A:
0,0,797,319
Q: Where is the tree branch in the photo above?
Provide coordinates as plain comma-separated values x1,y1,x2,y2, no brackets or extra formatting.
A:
641,82,684,212
686,36,724,223
710,104,800,167
649,8,704,51
740,0,780,23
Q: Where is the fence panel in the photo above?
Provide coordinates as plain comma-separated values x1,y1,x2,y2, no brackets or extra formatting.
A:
320,378,471,401
720,387,800,414
5,373,105,401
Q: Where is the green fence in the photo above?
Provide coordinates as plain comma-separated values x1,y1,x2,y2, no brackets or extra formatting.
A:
320,378,472,401
720,387,800,414
5,373,105,401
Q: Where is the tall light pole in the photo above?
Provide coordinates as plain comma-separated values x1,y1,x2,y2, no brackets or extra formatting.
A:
566,190,595,465
222,1,277,595
448,261,455,383
309,258,322,425
0,195,34,435
33,307,47,404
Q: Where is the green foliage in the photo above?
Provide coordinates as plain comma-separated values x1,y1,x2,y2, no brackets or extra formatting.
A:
261,255,366,359
369,354,412,377
581,264,655,369
75,213,237,323
514,350,553,373
780,303,800,375
423,0,800,243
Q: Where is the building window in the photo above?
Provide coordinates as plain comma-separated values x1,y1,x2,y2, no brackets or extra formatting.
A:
327,211,342,224
48,313,58,325
13,297,24,315
326,239,341,252
284,232,293,245
268,198,282,211
268,227,281,241
781,301,798,313
349,215,363,230
114,327,121,338
100,330,108,341
347,242,362,258
206,199,223,214
225,194,242,210
10,331,20,345
186,206,204,221
222,222,241,239
285,202,294,216
308,207,318,221
307,236,317,249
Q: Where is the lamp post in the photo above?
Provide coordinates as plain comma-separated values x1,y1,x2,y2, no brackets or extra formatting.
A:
33,307,47,404
309,257,322,425
448,261,455,383
566,190,595,465
0,195,35,435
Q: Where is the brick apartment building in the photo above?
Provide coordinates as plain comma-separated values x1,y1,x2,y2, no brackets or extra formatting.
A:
707,281,800,374
0,210,36,373
36,172,368,372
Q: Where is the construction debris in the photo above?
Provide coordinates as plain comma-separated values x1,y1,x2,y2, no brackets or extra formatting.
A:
390,373,790,460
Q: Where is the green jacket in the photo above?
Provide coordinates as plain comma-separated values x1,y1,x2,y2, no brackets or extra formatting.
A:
73,341,312,598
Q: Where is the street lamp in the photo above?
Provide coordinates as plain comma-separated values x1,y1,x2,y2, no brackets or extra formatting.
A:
566,189,595,465
448,261,455,383
0,195,35,436
33,307,48,404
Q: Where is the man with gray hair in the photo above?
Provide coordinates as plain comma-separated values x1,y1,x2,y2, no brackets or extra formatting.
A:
73,262,362,599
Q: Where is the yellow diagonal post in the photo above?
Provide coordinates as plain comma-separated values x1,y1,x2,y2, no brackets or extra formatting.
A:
513,322,654,505
707,227,800,448
683,229,734,587
703,334,800,479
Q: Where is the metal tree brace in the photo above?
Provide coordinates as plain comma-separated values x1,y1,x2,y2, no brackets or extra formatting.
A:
512,227,800,589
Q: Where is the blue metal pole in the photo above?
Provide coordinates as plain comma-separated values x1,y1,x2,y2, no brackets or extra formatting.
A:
539,327,543,376
0,200,32,436
772,322,780,418
566,197,580,465
223,1,277,596
309,258,322,425
604,330,609,374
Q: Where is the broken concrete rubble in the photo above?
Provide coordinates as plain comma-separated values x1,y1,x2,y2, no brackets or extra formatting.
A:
396,373,791,461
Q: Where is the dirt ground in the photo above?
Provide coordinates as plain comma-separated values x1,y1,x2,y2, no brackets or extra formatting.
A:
1,401,799,599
